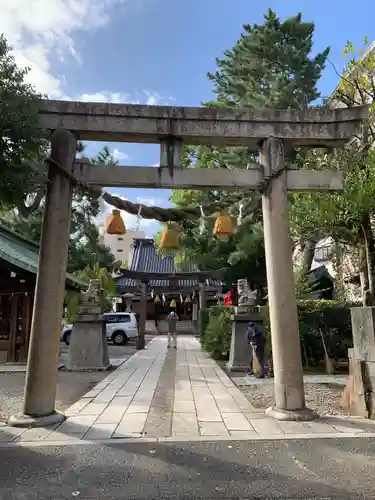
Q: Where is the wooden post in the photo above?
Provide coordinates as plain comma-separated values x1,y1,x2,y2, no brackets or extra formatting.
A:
8,295,19,363
136,281,147,350
199,282,206,310
9,128,77,427
260,137,315,421
197,282,207,336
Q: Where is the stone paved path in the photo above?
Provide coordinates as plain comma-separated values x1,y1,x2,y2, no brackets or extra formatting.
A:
1,336,375,444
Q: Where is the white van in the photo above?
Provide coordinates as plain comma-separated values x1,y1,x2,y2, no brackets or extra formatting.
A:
61,312,138,346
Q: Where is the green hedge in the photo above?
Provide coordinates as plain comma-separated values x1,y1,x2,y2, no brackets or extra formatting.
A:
198,309,210,345
201,306,234,359
201,300,356,366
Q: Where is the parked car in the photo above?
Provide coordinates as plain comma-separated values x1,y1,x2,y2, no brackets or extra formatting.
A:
60,312,138,346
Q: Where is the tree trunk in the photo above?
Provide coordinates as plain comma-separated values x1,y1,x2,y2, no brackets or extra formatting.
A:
301,238,317,274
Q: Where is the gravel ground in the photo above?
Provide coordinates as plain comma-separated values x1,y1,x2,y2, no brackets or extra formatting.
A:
0,371,108,422
0,338,150,423
241,382,349,417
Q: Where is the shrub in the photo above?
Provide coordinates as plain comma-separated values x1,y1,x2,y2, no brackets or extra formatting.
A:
260,300,356,367
203,306,234,359
198,308,210,345
297,300,354,365
201,301,356,367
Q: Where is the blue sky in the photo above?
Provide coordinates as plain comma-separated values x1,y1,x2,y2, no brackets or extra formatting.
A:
3,0,375,235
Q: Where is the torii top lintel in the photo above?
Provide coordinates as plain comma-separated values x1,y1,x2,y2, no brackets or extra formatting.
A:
38,99,368,148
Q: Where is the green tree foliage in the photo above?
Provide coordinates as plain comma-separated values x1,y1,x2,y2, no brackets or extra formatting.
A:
208,9,329,109
0,145,117,272
65,266,117,321
290,39,375,303
77,266,116,312
0,35,116,273
0,34,46,207
170,10,329,290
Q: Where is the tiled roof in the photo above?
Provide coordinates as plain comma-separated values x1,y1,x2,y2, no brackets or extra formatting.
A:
0,225,86,290
115,238,221,291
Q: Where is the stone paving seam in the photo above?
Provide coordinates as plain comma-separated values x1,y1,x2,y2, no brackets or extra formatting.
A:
191,340,244,435
143,346,176,438
112,343,168,438
185,343,224,434
3,430,375,447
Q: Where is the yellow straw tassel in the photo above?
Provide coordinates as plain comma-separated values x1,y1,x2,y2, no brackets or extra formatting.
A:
106,209,126,235
154,295,161,304
170,299,177,308
185,295,191,303
160,223,181,251
213,213,234,237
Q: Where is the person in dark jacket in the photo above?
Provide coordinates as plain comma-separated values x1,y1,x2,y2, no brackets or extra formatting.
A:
247,321,265,378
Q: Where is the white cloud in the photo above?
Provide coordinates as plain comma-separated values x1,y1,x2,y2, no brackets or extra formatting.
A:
0,0,172,108
112,148,129,162
144,91,165,106
77,90,172,106
0,0,131,98
78,92,130,103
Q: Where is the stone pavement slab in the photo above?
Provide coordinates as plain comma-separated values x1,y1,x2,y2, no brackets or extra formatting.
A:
2,336,375,445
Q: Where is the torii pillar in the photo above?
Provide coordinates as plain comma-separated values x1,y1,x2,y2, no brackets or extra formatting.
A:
260,137,315,421
9,128,77,427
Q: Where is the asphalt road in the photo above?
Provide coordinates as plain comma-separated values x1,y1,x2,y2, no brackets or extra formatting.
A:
1,437,375,499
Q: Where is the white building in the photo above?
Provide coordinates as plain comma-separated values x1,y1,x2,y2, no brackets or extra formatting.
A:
98,225,146,265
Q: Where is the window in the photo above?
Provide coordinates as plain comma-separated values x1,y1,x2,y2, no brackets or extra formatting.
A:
118,315,131,323
105,315,118,324
117,237,123,241
117,249,123,253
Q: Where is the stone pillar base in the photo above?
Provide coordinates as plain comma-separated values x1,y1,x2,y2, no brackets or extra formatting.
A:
227,312,263,373
226,363,248,372
64,365,112,372
66,315,110,371
265,405,318,421
344,307,375,419
8,410,66,428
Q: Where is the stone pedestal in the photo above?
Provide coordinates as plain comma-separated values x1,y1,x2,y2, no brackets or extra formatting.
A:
66,313,110,371
341,307,375,418
351,307,375,363
192,303,198,334
226,312,262,372
341,348,368,418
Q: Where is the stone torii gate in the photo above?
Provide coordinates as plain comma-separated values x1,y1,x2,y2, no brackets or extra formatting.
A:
8,101,367,427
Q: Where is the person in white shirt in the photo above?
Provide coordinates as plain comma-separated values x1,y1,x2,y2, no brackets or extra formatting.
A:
167,310,178,348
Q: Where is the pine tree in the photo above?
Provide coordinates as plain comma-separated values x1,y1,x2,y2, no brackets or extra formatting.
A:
208,9,329,109
171,10,329,290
